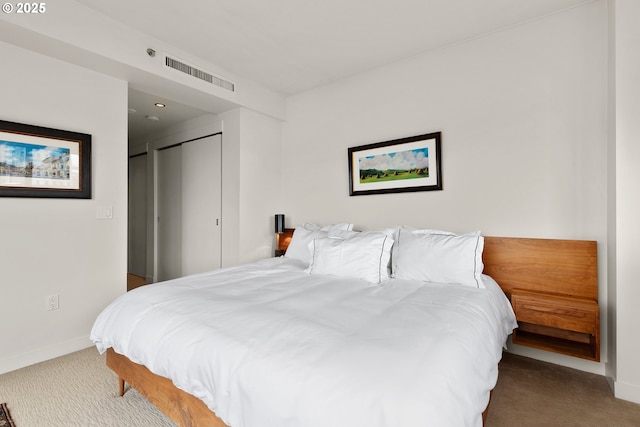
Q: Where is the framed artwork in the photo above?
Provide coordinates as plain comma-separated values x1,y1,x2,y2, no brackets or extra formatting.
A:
348,132,442,196
0,120,91,199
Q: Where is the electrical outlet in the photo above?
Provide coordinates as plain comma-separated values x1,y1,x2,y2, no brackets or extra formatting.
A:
47,294,59,311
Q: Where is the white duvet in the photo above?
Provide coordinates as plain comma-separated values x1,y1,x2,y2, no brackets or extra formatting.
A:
91,257,516,427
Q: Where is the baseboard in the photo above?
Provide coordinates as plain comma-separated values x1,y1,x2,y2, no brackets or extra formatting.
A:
606,375,616,394
0,335,92,375
614,379,640,404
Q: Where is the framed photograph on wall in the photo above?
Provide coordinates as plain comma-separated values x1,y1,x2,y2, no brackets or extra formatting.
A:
0,120,91,199
348,132,442,196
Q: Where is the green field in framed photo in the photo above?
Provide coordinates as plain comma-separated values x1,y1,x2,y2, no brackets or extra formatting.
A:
358,147,430,183
348,132,441,196
0,120,91,198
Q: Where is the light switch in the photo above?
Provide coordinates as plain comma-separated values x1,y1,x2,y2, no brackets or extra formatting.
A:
96,206,113,219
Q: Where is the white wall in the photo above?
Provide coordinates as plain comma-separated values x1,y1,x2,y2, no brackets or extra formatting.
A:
605,0,618,390
220,108,284,265
238,109,284,262
0,42,128,373
131,110,283,272
611,0,640,404
282,2,609,374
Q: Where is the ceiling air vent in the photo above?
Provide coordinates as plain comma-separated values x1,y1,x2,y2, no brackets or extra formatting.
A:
164,55,235,93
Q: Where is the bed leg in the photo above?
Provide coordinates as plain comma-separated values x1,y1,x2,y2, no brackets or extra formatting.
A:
118,377,125,397
482,389,493,426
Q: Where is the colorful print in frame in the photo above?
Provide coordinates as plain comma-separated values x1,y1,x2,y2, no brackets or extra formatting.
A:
348,132,441,196
0,120,91,198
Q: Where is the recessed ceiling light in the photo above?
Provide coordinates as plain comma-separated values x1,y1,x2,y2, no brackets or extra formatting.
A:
154,102,166,108
128,108,137,114
145,115,160,121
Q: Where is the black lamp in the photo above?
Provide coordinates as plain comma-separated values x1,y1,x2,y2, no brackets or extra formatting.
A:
275,214,285,234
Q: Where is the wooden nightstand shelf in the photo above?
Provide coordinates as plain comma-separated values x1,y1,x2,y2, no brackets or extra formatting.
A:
482,237,599,362
511,289,600,361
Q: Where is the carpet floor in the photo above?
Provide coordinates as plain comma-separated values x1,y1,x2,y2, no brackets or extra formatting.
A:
1,347,639,426
487,352,640,427
0,347,174,427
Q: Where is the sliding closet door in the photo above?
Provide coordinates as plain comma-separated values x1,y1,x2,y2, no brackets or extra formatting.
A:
157,145,183,281
181,134,222,275
155,133,222,282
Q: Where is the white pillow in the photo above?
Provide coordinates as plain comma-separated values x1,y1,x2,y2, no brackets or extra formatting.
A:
285,227,327,265
304,222,354,232
305,232,394,284
285,223,355,265
390,227,479,273
392,228,484,288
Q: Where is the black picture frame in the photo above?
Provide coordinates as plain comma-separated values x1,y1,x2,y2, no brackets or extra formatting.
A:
348,132,442,196
0,120,91,199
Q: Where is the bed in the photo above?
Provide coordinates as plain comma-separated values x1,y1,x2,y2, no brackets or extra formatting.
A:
90,226,595,427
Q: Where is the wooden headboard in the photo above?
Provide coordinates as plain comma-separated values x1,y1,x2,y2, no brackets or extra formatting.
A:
277,229,598,301
483,236,598,300
276,228,295,255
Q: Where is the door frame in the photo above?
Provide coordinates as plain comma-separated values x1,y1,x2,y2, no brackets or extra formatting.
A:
152,132,223,282
131,116,223,284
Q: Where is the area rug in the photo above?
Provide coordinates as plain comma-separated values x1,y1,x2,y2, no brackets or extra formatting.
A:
0,403,16,427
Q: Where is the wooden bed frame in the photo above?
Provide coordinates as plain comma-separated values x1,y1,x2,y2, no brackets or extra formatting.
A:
107,231,598,427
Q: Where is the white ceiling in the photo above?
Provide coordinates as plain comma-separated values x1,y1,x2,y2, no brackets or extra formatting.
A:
76,0,592,139
127,89,211,142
